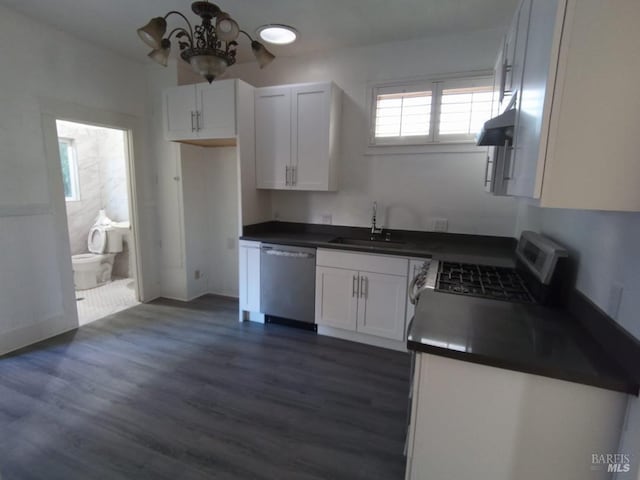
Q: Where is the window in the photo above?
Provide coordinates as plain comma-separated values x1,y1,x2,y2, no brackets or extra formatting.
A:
370,75,493,146
58,138,80,201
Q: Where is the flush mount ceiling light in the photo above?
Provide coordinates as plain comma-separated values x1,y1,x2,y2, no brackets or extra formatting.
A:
137,1,276,83
256,24,298,45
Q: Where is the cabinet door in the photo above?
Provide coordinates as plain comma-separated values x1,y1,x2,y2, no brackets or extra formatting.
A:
315,267,358,331
239,244,261,312
508,0,563,198
290,84,331,191
507,0,531,101
164,85,197,141
255,86,291,189
197,80,236,138
357,272,407,341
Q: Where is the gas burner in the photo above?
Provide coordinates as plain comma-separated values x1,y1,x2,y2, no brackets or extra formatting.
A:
435,261,533,303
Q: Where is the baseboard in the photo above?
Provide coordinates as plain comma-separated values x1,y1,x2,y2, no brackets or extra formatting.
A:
208,291,239,300
317,325,408,352
0,314,78,357
240,310,265,323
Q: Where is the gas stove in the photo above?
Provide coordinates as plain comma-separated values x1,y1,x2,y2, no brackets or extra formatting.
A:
435,262,534,303
409,231,569,307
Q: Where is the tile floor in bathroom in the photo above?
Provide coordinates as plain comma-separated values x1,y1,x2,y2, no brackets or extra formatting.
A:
75,277,139,326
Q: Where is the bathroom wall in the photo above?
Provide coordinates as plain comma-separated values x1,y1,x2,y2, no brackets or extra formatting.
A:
57,120,130,277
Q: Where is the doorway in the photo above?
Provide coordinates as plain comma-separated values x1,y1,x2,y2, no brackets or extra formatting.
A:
55,120,140,326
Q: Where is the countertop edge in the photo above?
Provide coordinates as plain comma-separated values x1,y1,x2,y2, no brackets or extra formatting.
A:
407,340,639,395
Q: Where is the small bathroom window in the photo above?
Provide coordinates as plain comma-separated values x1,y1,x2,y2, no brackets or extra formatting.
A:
58,138,80,201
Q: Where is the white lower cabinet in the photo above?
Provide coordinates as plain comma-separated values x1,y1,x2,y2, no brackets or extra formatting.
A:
315,266,358,331
405,353,628,480
315,249,408,342
356,272,407,341
238,241,261,319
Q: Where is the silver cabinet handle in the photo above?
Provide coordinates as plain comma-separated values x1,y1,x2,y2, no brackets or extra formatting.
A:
191,111,196,132
285,166,290,186
360,276,368,298
502,141,515,180
196,110,201,131
499,58,512,104
352,275,358,297
484,154,494,186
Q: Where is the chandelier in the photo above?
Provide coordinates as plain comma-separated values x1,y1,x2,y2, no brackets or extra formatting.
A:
137,1,276,83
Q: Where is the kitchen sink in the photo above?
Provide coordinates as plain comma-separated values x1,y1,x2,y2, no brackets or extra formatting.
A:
329,237,407,248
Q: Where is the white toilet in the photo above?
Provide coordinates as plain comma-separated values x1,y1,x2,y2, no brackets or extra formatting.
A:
72,224,124,290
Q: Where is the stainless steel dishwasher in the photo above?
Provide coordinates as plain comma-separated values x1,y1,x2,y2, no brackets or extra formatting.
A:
260,244,316,325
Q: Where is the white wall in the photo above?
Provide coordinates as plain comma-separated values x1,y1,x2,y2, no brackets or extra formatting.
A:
228,28,518,236
515,202,640,480
205,147,240,297
0,5,157,355
516,204,640,339
180,146,240,300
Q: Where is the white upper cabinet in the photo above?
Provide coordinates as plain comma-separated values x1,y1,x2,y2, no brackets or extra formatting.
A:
499,0,640,211
164,80,236,142
508,0,558,197
255,82,341,191
255,86,292,189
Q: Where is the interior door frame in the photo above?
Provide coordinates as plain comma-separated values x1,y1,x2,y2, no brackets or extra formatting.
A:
40,99,147,304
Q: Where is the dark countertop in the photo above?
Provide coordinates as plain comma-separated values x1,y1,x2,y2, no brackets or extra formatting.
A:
241,221,516,266
408,289,638,394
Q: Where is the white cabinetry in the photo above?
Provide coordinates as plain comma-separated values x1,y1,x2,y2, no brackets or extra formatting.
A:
164,80,236,143
239,240,262,321
405,353,628,480
255,86,291,189
255,82,341,191
315,266,358,331
315,249,408,343
496,0,640,211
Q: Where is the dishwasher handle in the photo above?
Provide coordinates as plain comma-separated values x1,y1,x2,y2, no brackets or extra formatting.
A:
261,246,315,259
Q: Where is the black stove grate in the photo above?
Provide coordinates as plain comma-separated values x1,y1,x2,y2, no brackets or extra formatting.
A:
435,262,534,303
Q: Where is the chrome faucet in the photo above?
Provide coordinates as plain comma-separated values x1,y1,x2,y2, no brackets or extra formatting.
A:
370,202,384,238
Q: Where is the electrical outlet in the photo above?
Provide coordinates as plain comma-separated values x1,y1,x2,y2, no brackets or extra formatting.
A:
194,270,201,280
433,218,448,232
608,282,623,319
321,214,332,225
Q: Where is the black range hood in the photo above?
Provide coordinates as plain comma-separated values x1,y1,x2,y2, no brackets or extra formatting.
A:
476,108,516,146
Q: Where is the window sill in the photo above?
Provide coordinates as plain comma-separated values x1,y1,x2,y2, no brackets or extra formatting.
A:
364,142,486,156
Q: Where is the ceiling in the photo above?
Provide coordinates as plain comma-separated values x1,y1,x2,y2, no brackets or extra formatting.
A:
0,0,519,64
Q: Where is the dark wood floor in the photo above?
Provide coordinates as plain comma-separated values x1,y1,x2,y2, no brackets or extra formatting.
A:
0,295,410,479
